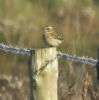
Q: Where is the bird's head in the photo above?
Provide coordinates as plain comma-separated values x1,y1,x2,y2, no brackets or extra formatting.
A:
44,26,54,34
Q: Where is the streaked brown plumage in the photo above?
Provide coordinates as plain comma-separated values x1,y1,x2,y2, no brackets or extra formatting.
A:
43,26,63,47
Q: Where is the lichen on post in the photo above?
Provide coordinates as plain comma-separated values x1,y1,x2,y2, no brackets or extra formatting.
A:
32,47,58,100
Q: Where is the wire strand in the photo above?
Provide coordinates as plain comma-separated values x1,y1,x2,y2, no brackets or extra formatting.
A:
0,43,30,55
0,43,97,66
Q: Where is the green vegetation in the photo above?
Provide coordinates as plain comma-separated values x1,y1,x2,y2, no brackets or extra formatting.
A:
0,0,99,74
0,1,99,99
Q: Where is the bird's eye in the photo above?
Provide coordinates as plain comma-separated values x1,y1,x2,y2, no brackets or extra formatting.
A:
46,27,50,30
45,27,52,32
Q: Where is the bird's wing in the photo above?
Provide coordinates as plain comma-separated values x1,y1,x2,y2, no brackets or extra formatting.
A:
51,32,63,40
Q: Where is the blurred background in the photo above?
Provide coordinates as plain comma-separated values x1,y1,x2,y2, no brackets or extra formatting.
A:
0,0,99,100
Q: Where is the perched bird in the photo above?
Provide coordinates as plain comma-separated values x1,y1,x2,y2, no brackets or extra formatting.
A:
43,26,63,47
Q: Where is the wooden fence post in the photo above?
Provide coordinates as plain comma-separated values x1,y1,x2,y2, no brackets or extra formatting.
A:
32,47,58,100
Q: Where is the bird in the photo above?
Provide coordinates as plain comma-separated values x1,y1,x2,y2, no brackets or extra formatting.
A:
43,26,63,47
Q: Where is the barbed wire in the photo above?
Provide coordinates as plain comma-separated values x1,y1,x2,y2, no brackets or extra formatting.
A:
57,52,97,66
0,43,98,66
0,43,30,55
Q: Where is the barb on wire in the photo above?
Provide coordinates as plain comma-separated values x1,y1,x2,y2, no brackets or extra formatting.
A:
57,51,97,67
0,43,30,55
0,43,98,66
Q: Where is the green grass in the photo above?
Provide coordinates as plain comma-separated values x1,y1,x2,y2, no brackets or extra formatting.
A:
0,0,99,74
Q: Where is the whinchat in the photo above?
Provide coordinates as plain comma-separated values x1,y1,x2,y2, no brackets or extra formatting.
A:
43,26,63,47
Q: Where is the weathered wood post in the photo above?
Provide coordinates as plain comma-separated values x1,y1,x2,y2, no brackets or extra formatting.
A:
32,47,58,100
